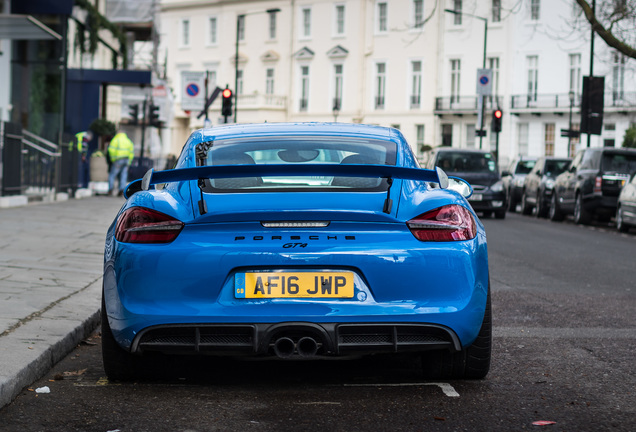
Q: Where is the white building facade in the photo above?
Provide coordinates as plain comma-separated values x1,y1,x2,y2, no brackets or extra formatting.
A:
160,0,636,166
437,0,636,168
160,0,441,157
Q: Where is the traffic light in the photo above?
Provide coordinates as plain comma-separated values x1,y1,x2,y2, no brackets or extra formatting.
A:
128,104,139,125
148,104,160,127
221,88,233,118
491,108,503,133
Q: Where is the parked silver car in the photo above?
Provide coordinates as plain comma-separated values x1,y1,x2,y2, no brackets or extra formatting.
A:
617,171,636,232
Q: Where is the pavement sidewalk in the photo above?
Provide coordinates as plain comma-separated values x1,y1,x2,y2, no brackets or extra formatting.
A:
0,196,124,409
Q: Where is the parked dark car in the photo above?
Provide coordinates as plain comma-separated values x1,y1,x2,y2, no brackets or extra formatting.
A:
520,156,571,217
502,157,536,212
424,147,506,218
550,148,636,224
617,171,636,232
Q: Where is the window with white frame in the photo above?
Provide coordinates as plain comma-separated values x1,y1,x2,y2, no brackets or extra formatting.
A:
266,68,275,95
569,53,581,95
375,62,386,109
487,57,500,105
416,124,425,147
377,2,388,33
612,51,625,100
492,0,501,22
453,0,462,25
300,65,310,111
544,123,555,156
517,123,529,155
302,7,312,38
450,59,461,104
335,4,346,36
527,55,538,102
411,60,422,108
238,15,245,41
465,124,476,148
413,0,424,28
237,69,244,95
180,19,190,47
333,64,343,110
269,12,277,40
530,0,540,20
208,17,218,45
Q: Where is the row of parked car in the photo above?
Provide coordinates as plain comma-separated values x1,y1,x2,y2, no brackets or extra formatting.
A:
422,146,636,232
502,148,636,232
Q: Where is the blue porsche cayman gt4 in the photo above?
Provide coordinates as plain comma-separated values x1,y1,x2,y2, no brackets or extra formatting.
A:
102,123,491,380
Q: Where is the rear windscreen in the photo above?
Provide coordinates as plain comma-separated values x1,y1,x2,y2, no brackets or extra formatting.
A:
436,152,497,174
601,153,636,174
515,160,536,174
544,160,570,176
198,136,397,192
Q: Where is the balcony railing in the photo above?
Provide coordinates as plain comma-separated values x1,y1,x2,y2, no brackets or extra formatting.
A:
510,92,636,110
238,93,287,109
435,96,504,112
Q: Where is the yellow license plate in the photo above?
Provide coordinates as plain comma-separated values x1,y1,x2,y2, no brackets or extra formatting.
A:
235,272,354,298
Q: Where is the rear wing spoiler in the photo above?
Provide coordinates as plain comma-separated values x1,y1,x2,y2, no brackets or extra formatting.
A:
133,164,449,191
126,164,450,215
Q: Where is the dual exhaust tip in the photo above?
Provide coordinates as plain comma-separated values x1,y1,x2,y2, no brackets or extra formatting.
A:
273,336,319,358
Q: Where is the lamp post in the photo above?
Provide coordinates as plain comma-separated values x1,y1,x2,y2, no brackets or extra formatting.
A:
234,8,281,123
444,9,488,149
568,90,575,157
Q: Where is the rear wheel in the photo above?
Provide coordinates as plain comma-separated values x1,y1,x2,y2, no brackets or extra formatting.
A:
507,190,518,212
101,295,138,381
573,193,592,225
617,205,629,233
520,192,532,215
422,289,491,380
535,192,548,218
549,193,564,222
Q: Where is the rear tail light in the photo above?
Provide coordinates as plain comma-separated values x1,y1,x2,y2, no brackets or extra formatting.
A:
407,205,476,242
594,176,602,194
115,207,184,243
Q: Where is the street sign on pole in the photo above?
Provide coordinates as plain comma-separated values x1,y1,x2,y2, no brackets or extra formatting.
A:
180,71,206,112
476,68,493,96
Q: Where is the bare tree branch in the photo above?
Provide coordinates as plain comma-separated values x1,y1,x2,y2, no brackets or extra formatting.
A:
575,0,636,59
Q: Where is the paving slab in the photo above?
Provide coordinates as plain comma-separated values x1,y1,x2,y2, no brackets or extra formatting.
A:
0,196,124,409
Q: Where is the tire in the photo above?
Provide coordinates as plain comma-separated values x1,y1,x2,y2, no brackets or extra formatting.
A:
536,192,548,218
482,211,492,219
422,288,492,380
520,192,532,215
549,193,564,222
617,205,629,233
573,193,592,225
507,190,517,212
101,294,138,381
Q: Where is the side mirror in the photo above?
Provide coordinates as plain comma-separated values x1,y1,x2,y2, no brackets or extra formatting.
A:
447,177,473,198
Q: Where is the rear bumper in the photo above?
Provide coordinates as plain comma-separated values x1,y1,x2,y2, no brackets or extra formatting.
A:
131,322,461,357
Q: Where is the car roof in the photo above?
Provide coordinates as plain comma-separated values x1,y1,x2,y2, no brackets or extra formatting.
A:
191,122,397,142
432,147,492,154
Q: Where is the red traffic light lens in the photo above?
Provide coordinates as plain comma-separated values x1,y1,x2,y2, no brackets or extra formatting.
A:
222,89,232,98
494,110,502,119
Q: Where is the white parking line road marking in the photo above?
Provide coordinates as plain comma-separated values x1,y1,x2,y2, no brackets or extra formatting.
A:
343,382,460,398
495,327,636,339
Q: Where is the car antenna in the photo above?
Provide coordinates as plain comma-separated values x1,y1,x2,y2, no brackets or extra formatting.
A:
383,177,393,214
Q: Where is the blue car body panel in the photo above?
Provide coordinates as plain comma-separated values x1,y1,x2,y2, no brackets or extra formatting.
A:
103,123,489,357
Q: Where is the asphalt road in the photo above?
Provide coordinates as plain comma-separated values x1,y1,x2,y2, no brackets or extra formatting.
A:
0,212,634,431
